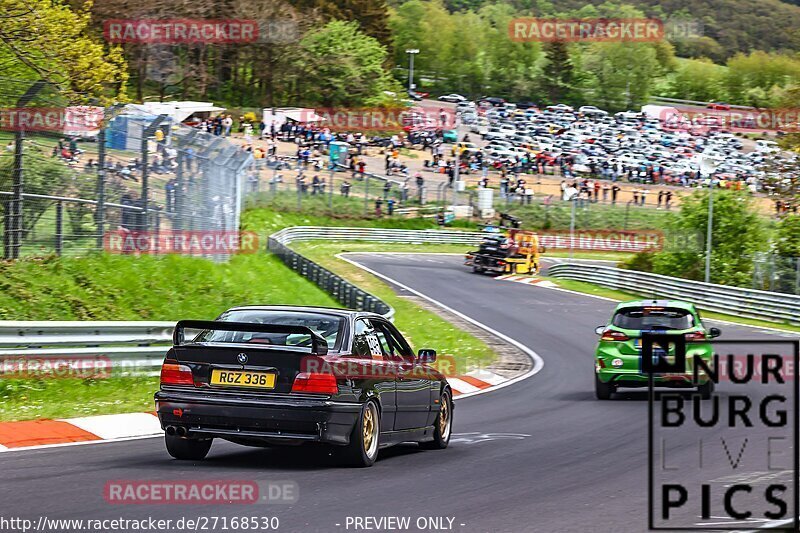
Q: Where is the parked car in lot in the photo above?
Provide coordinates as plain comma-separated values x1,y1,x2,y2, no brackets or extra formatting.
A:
593,300,720,400
547,103,574,113
578,105,609,116
516,101,538,110
479,96,506,107
439,93,467,103
615,110,643,121
156,306,453,467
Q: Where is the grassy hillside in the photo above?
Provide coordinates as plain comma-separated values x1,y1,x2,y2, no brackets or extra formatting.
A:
0,253,338,321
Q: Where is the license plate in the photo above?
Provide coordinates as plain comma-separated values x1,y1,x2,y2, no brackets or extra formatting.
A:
210,369,276,389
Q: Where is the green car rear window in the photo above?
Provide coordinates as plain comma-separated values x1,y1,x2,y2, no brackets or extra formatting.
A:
612,307,694,330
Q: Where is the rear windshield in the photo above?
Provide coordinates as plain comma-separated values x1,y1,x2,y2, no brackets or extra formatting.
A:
194,310,346,350
612,307,694,331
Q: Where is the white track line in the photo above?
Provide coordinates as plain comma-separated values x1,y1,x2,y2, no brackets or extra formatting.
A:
338,253,545,400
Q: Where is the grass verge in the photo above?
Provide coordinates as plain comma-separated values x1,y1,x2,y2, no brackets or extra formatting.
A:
0,377,160,422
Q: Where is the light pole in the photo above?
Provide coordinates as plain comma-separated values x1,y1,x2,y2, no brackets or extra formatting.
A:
699,155,719,284
405,49,419,93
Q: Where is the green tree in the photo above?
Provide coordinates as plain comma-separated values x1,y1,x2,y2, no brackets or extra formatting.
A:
775,216,800,257
667,58,727,102
0,0,127,104
645,190,767,287
0,145,76,236
725,51,800,106
539,41,573,105
583,42,662,111
295,20,400,106
293,0,391,45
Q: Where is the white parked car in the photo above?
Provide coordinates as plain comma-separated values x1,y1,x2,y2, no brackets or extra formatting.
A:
615,111,642,121
546,103,574,113
755,140,780,154
578,105,609,116
439,93,467,103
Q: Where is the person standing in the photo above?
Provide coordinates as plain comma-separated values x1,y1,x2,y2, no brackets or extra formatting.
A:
375,197,383,217
640,188,647,205
632,187,639,204
665,190,673,210
611,184,620,205
657,190,664,209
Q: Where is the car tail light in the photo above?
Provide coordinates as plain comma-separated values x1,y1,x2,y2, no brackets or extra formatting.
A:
685,331,707,342
160,360,194,386
600,329,630,342
292,372,338,394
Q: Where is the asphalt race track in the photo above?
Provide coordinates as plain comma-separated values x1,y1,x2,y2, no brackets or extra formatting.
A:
1,254,797,533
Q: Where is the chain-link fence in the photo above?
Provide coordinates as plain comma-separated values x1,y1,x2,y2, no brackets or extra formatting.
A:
0,107,254,260
243,156,443,217
753,253,800,295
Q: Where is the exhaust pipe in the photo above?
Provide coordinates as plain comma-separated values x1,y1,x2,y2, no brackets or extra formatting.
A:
165,426,177,436
176,426,188,437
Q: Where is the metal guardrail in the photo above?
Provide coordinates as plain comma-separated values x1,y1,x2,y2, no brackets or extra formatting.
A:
0,322,176,375
548,263,800,326
270,226,484,247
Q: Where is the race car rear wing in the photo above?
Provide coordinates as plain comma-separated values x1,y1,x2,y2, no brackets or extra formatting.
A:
173,320,328,355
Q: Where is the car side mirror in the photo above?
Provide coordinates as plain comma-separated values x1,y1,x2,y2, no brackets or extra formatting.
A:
595,326,606,335
417,349,436,363
708,327,721,338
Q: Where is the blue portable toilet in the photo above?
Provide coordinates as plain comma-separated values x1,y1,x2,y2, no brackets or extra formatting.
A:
328,141,350,168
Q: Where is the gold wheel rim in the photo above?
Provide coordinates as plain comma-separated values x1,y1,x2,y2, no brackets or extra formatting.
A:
438,397,450,437
363,404,378,456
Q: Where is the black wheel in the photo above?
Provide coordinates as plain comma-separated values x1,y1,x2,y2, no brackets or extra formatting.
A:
697,380,715,400
472,264,484,274
165,434,212,460
341,401,380,467
595,374,615,400
421,390,452,450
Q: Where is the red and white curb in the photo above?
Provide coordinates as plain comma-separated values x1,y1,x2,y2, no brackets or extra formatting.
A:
448,369,507,397
495,274,558,287
0,368,509,452
0,412,162,452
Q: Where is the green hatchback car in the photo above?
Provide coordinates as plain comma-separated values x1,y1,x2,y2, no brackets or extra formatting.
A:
594,300,720,400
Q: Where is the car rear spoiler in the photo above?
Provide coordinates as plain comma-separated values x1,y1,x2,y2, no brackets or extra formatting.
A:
173,320,328,355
